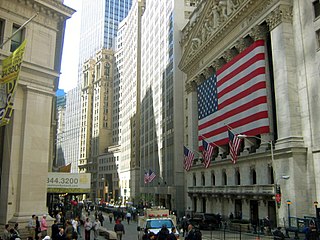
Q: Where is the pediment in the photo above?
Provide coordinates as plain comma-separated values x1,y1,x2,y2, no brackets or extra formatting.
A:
179,0,281,75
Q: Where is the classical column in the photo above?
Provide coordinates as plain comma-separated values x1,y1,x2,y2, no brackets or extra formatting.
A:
249,25,275,151
1,85,54,233
186,80,199,156
266,4,304,149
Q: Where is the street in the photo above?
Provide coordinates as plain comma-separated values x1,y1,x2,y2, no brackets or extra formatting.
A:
81,211,278,240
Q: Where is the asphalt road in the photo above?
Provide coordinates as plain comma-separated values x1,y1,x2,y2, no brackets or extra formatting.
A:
81,211,279,240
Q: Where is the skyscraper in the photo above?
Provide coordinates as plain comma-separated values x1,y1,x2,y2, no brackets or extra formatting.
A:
79,0,132,67
63,0,132,177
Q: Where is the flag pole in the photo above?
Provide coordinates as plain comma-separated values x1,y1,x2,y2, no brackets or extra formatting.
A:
0,12,39,48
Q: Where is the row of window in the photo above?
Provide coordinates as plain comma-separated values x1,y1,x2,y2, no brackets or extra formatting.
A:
192,167,274,187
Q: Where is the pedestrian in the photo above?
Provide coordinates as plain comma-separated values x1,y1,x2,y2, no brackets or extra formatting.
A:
273,227,285,240
41,215,48,238
84,218,92,240
56,213,62,224
98,212,104,227
306,222,319,240
114,219,125,240
13,223,20,238
56,228,66,240
168,227,179,240
35,216,41,240
157,225,169,240
93,218,101,240
181,217,188,237
51,220,59,240
27,215,36,239
9,228,20,240
75,217,82,238
2,224,10,240
184,224,202,240
65,221,73,240
108,212,113,224
126,212,131,225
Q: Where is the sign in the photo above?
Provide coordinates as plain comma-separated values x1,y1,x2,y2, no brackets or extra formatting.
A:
47,172,91,193
0,40,27,126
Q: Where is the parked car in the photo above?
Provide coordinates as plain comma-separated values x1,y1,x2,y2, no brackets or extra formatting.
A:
189,213,221,230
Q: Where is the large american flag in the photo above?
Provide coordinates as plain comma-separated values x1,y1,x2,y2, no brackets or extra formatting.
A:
198,40,270,149
202,139,214,168
228,130,242,164
184,146,194,171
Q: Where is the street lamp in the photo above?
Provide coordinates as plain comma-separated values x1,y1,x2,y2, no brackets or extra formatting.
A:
237,134,290,227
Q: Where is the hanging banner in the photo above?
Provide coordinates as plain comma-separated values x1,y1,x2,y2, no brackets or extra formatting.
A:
0,40,27,126
47,172,91,193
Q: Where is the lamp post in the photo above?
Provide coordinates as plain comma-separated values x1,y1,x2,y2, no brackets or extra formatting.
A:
237,134,290,227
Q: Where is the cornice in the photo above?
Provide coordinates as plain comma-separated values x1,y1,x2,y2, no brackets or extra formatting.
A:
266,4,293,31
13,0,75,20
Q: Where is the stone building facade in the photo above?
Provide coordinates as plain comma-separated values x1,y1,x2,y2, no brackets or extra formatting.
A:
0,0,74,233
180,0,320,227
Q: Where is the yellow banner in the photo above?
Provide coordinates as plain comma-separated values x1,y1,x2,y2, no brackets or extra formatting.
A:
0,40,27,126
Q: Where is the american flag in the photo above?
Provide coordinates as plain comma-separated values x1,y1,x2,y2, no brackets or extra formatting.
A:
184,146,194,171
198,40,270,149
228,130,242,164
144,171,149,184
148,169,156,183
202,139,214,168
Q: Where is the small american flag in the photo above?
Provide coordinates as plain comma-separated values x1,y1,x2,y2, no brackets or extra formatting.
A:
202,139,214,168
148,169,156,183
184,146,194,171
144,171,149,184
198,40,270,150
228,130,242,164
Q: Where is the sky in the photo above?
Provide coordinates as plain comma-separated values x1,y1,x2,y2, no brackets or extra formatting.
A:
58,0,82,92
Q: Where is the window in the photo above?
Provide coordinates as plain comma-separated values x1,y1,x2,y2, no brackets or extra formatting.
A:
201,173,205,186
235,170,240,185
251,169,257,185
211,172,215,186
193,174,196,186
223,171,227,185
314,1,320,19
11,24,24,52
316,29,320,49
0,19,5,48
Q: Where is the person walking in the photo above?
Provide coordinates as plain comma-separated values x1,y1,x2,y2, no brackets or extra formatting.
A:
114,220,125,240
157,225,169,240
27,215,36,239
108,212,113,224
98,212,104,227
2,224,10,240
273,227,285,240
13,223,20,238
56,228,66,240
168,227,179,240
35,216,41,240
126,212,131,225
51,220,59,240
65,221,73,240
93,219,101,240
41,215,48,238
84,218,92,240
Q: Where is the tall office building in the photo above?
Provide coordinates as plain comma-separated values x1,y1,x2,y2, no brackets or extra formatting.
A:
63,0,132,178
118,0,196,214
117,0,145,205
79,0,132,68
